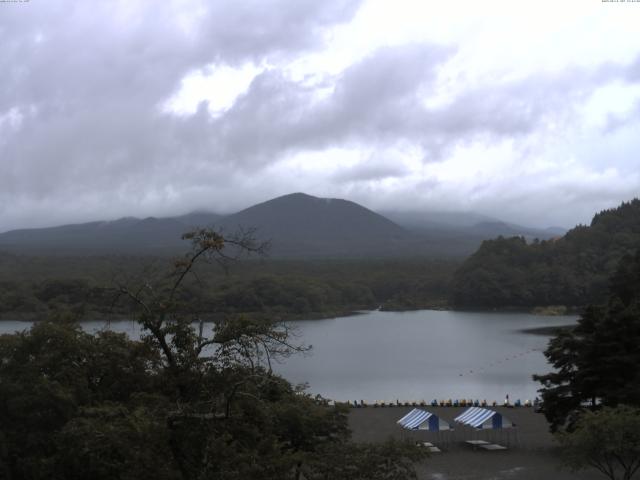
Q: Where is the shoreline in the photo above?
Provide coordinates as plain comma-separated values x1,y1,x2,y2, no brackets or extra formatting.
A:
518,324,575,336
0,305,583,323
348,406,601,479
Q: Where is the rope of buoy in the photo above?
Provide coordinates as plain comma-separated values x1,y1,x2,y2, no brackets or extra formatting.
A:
457,347,542,377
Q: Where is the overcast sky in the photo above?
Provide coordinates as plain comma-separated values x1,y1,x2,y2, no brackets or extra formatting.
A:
2,0,640,231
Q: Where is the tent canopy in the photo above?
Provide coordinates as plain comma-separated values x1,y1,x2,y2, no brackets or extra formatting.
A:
454,407,515,430
397,408,451,431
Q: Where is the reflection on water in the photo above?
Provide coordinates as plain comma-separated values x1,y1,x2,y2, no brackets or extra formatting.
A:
0,310,575,402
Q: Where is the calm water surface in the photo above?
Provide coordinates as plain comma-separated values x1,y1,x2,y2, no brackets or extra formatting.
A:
0,310,575,403
274,310,576,403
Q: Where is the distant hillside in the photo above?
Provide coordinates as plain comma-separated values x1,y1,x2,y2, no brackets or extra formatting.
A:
171,211,222,228
468,221,563,240
0,213,221,255
379,210,497,230
0,193,420,257
0,193,565,258
451,199,640,308
380,210,563,257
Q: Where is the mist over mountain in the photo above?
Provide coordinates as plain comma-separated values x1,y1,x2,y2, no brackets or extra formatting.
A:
467,221,564,241
0,193,564,258
379,210,564,257
379,210,497,230
383,211,564,239
171,211,223,228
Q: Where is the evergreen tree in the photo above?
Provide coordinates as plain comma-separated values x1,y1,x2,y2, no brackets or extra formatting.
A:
534,249,640,431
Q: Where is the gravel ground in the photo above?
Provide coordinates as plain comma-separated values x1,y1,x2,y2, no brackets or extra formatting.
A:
348,406,603,480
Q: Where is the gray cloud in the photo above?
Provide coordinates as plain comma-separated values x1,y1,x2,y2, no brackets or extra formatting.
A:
1,1,360,104
604,100,640,133
331,160,410,184
199,43,454,168
1,1,640,231
0,0,362,229
208,46,634,166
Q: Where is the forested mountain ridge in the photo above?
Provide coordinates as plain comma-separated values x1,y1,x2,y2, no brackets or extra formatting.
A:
0,213,221,254
0,192,563,258
451,199,640,308
0,193,421,257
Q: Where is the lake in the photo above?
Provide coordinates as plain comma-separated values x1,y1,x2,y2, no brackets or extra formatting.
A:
0,310,575,403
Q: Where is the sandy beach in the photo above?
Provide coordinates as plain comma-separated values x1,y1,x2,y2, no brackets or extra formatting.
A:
348,406,603,480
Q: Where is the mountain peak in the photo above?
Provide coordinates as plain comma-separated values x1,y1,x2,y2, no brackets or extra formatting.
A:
263,192,337,204
218,192,408,257
279,192,317,200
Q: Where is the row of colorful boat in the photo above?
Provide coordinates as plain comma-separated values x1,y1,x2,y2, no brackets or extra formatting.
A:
347,398,541,408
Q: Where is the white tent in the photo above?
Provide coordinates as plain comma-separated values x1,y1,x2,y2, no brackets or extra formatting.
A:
454,407,515,430
397,408,452,431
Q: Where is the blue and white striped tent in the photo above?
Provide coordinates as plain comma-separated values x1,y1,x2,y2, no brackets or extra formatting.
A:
454,407,515,430
397,408,451,431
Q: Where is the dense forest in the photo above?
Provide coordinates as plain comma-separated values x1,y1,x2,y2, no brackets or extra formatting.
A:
0,253,457,321
534,247,640,431
0,230,426,479
451,199,640,309
4,198,639,319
